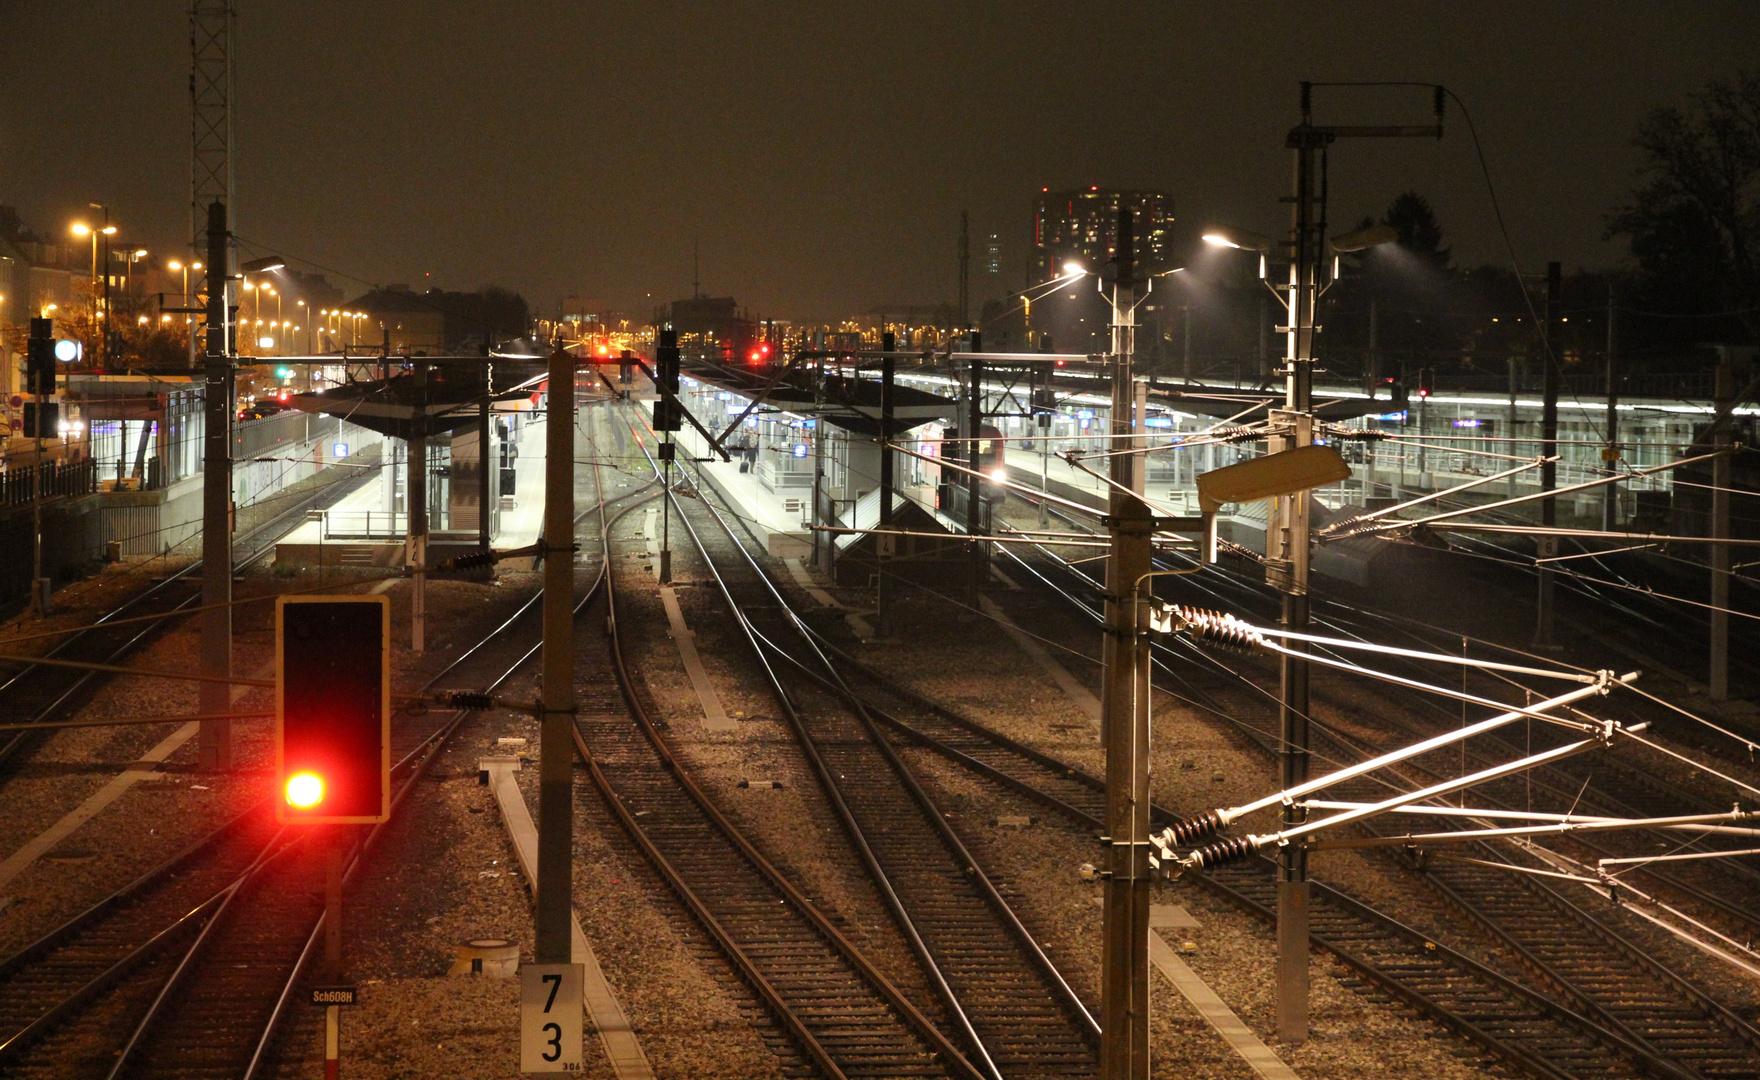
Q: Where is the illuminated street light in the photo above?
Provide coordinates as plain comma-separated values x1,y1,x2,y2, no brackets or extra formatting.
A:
1328,223,1398,252
1203,223,1275,279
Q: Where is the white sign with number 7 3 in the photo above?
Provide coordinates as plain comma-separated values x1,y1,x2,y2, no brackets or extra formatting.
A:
520,963,583,1073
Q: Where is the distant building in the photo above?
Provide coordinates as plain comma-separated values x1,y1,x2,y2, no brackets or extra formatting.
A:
1032,187,1174,285
981,232,1002,278
347,286,445,353
0,206,75,322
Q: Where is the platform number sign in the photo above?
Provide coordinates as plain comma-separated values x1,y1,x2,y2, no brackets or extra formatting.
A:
520,963,583,1072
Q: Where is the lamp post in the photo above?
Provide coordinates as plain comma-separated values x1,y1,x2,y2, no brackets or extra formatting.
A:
126,248,148,295
1206,83,1439,1046
298,299,310,353
70,218,118,363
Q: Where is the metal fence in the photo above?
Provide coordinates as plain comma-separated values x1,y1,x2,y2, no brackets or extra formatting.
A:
0,460,99,507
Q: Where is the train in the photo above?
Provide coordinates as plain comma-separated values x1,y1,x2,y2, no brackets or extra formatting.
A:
919,421,1008,519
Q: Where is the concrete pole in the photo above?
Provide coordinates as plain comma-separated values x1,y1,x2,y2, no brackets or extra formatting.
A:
535,345,576,964
198,200,233,772
407,359,427,654
1711,357,1732,701
1099,207,1153,1080
1535,262,1561,649
878,333,895,639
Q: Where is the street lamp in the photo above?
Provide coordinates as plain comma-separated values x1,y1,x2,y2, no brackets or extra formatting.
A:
70,221,119,312
1202,224,1276,279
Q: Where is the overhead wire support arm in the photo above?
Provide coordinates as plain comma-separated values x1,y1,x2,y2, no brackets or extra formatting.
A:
1362,449,1733,536
628,357,732,461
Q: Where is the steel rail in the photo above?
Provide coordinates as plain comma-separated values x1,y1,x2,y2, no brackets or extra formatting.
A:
986,498,1760,1077
579,423,984,1079
824,628,1706,1080
663,440,1101,1072
2,469,622,1077
0,455,377,778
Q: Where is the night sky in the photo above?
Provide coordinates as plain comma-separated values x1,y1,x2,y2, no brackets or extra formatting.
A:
2,3,1753,322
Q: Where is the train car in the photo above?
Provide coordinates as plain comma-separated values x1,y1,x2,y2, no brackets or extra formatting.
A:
923,421,1008,517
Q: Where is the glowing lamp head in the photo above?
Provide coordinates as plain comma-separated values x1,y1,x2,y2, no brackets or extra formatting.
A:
1202,233,1240,249
1061,261,1085,276
989,468,1008,483
285,772,324,808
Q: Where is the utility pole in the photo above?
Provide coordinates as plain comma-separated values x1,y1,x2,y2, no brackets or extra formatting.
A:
1099,206,1154,1080
1711,355,1732,701
958,211,971,331
198,200,233,771
1267,110,1327,1045
966,333,985,594
1603,283,1618,531
877,332,895,639
656,329,680,585
479,345,494,555
535,344,576,964
407,354,428,654
1507,355,1521,500
26,319,53,616
1181,305,1193,383
1366,298,1379,396
1535,262,1561,648
1260,82,1444,1042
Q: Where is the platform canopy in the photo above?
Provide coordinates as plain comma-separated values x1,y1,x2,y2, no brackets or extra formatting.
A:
287,356,549,440
683,365,955,437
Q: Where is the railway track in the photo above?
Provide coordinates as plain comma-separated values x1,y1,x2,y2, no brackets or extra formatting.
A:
568,405,981,1079
0,421,653,1079
605,413,1100,1078
0,454,378,783
793,614,1732,1080
977,496,1760,1078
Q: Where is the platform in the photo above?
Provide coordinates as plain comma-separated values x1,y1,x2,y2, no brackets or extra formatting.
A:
662,407,814,559
273,415,549,568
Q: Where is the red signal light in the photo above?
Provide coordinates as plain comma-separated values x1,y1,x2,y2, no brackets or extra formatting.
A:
285,772,324,808
760,343,770,356
749,350,761,362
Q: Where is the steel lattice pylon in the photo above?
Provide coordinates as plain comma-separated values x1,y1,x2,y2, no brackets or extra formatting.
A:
189,1,232,253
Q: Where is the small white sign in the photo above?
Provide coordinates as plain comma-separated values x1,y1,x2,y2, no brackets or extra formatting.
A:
520,963,582,1073
333,442,349,458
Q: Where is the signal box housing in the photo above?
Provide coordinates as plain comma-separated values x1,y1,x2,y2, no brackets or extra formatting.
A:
275,595,391,824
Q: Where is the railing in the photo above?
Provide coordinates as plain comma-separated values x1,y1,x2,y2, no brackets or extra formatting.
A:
318,509,408,540
0,460,99,507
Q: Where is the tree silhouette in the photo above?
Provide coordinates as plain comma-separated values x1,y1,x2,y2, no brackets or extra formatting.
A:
1606,69,1760,343
1382,192,1451,271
